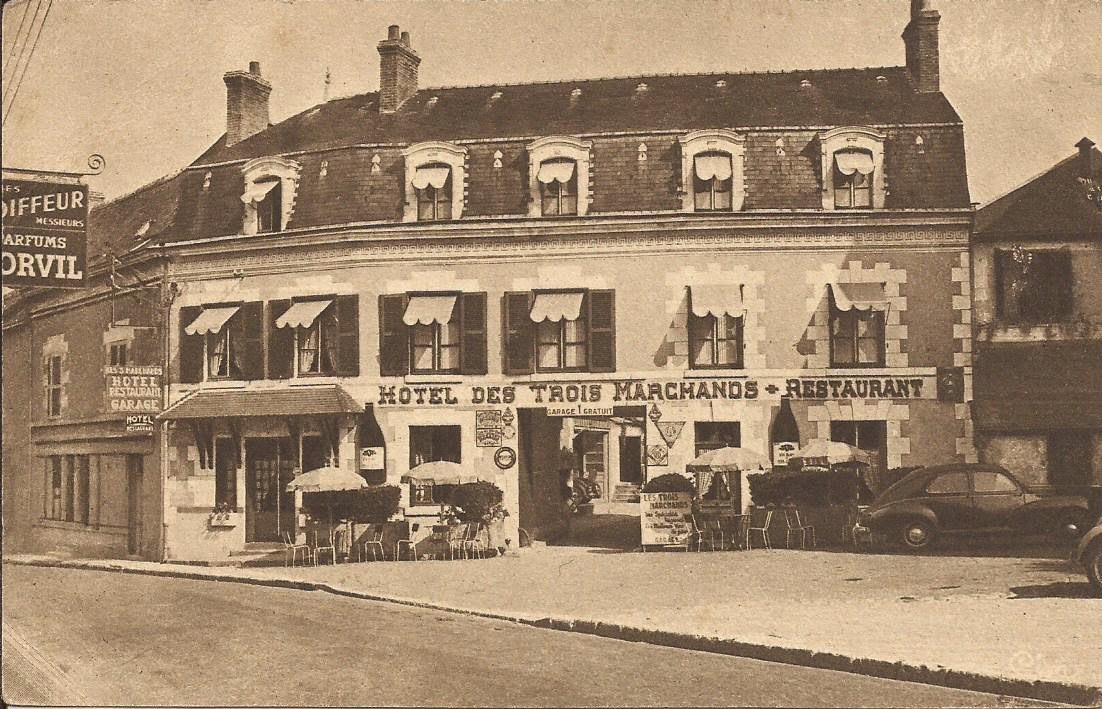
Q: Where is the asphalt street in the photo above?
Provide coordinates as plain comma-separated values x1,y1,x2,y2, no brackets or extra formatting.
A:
1,564,1056,707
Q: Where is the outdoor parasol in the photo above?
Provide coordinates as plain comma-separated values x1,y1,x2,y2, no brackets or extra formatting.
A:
286,465,367,527
788,440,872,469
686,446,769,502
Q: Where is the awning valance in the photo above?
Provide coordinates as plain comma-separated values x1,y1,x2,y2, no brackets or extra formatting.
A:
240,180,279,204
275,299,332,329
694,154,732,181
690,284,744,318
829,282,888,312
537,160,575,184
158,385,361,420
834,150,875,176
403,294,458,326
529,291,585,322
184,306,240,336
411,166,451,190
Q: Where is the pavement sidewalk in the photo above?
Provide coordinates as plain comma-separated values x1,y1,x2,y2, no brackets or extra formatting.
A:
5,547,1100,705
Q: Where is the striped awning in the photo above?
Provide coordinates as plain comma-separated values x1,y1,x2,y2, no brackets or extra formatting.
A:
184,306,239,336
529,291,585,322
275,299,332,329
834,150,875,176
829,282,888,312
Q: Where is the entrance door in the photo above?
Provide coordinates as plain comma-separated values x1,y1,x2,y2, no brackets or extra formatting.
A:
620,436,642,485
127,454,144,556
246,438,296,543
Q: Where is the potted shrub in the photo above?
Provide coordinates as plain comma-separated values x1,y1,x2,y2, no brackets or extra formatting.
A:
348,485,403,559
448,481,507,556
641,473,696,495
207,502,238,528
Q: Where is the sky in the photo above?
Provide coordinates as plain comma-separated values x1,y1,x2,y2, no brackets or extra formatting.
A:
2,0,1100,205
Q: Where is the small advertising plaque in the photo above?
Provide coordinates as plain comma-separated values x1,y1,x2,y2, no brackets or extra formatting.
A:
125,414,155,434
640,491,692,547
359,446,385,471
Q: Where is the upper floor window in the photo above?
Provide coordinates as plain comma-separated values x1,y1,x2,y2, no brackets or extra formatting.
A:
538,159,578,216
109,342,129,366
820,127,886,210
832,150,873,209
240,156,301,236
269,295,359,378
687,285,744,369
379,293,487,376
828,283,887,368
179,302,263,383
679,129,745,213
402,142,466,222
527,136,592,217
45,354,63,417
503,289,615,374
994,248,1073,324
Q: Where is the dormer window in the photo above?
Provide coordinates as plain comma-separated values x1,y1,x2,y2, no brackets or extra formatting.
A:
678,129,746,213
240,156,301,236
832,150,874,209
820,127,886,210
538,159,577,216
692,152,733,212
527,136,592,217
413,163,453,221
402,142,467,222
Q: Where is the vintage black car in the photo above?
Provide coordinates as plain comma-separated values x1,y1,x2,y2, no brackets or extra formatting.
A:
858,464,1089,550
1076,518,1102,594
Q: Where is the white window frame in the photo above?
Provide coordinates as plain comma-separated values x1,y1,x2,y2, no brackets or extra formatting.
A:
678,129,746,212
527,136,592,217
820,126,886,210
402,141,467,222
45,354,64,417
241,156,302,235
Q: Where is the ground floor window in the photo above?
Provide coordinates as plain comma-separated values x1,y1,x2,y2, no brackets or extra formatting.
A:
830,420,887,489
409,426,462,505
43,454,91,524
694,422,741,500
1048,429,1093,487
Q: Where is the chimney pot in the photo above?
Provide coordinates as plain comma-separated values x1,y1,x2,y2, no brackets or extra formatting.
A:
223,63,273,147
378,25,420,113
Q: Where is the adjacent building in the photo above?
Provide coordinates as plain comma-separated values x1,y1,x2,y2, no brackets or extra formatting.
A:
971,138,1102,491
151,2,975,561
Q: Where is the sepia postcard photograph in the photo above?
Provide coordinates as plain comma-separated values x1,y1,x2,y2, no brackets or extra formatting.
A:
2,0,1101,706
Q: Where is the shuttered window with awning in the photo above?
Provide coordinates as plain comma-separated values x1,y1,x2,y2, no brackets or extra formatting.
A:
502,289,615,374
378,292,487,376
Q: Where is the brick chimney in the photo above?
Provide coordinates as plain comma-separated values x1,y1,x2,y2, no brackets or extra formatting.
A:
223,61,272,147
902,0,940,93
1075,137,1098,178
377,25,420,113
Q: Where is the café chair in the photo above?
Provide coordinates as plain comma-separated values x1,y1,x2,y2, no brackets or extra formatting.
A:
359,523,386,562
746,508,774,550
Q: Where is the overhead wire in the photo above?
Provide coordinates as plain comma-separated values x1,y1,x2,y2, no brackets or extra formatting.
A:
2,0,34,86
2,0,42,102
3,0,52,124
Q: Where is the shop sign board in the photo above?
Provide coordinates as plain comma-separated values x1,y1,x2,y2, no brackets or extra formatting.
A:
125,414,155,434
640,491,692,546
375,373,940,409
2,178,88,288
105,365,163,413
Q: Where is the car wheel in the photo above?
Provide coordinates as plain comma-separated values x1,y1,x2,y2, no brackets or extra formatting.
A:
900,520,935,550
1086,542,1102,594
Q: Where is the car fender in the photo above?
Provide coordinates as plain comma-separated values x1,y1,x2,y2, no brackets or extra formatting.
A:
1076,523,1102,565
867,501,938,532
1012,497,1089,527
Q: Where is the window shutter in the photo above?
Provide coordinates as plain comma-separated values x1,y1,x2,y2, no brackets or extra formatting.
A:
379,294,409,376
993,250,1008,319
588,289,616,373
502,292,534,374
233,301,263,380
131,322,158,369
335,295,360,376
268,300,294,379
178,305,203,383
460,292,488,375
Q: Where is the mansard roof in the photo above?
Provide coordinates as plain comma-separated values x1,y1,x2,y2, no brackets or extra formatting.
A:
193,65,961,166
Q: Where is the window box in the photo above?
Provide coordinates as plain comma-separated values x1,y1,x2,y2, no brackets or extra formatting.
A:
207,511,242,528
